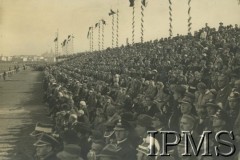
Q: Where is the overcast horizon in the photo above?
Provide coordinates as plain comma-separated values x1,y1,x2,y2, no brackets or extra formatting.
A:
0,0,240,56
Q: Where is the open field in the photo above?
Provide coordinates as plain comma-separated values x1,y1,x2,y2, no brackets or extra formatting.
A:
0,69,51,160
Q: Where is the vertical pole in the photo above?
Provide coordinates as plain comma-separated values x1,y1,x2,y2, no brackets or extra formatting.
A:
169,0,173,37
91,26,94,51
132,5,135,44
116,9,119,48
102,22,104,50
188,0,192,34
72,34,74,54
112,15,115,48
141,4,144,43
89,30,92,52
98,22,101,51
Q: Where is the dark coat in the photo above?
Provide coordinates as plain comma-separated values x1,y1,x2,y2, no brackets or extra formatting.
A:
116,139,137,160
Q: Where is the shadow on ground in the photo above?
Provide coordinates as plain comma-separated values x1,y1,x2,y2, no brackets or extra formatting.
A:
6,72,51,160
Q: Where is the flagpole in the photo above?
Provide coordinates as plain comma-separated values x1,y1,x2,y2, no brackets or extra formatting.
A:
91,25,94,51
169,0,173,37
116,9,119,48
72,34,74,54
89,28,92,52
132,4,135,44
141,3,144,43
66,37,68,55
188,0,192,34
98,21,101,51
112,14,115,48
102,20,105,50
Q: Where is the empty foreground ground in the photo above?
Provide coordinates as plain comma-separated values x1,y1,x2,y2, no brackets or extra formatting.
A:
0,69,50,160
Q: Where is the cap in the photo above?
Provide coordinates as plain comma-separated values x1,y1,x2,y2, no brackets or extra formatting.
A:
30,123,53,137
137,114,152,128
114,119,131,131
228,91,240,101
33,133,60,148
183,92,195,104
104,122,115,138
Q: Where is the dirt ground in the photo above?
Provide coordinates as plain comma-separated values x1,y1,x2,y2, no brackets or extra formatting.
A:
0,69,51,160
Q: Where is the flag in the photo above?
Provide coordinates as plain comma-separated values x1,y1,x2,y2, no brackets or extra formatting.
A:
102,19,106,25
109,9,116,16
87,27,92,38
141,0,147,7
87,30,90,38
95,23,99,28
62,39,66,46
129,0,135,7
54,37,58,42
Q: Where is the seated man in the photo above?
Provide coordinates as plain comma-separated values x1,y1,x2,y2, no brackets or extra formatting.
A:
33,133,60,160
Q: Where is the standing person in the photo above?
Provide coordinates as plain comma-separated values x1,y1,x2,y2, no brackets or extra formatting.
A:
215,75,232,109
3,71,7,81
114,119,137,160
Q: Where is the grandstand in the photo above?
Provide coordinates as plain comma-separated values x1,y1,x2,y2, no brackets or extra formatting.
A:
42,23,240,160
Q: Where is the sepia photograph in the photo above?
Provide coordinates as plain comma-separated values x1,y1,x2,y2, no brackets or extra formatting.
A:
0,0,240,159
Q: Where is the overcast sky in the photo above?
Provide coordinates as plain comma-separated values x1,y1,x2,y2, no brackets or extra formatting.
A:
0,0,239,56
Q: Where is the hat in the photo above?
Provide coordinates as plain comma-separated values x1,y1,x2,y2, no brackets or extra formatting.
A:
33,133,60,148
30,123,53,137
96,144,121,159
137,114,152,128
104,122,115,138
183,92,195,103
228,91,240,101
114,119,131,131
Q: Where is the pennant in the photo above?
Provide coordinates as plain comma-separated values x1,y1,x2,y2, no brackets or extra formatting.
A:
129,0,135,7
62,39,66,46
141,0,147,7
54,37,58,42
87,30,90,38
109,9,116,16
87,27,92,38
101,19,106,25
95,23,99,28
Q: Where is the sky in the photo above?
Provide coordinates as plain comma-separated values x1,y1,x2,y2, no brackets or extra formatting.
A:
0,0,239,56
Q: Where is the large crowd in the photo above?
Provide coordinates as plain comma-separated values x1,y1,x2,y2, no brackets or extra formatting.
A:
32,23,240,160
